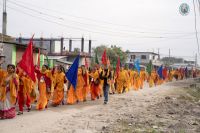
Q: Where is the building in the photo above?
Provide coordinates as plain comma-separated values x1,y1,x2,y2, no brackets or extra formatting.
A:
0,33,45,69
170,60,197,70
16,37,92,68
126,51,162,67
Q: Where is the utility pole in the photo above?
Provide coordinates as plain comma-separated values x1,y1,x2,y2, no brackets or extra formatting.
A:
0,0,6,61
2,0,7,35
157,48,160,60
195,53,197,69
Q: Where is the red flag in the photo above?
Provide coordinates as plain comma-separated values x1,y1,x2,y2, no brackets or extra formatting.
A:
37,48,40,68
101,49,107,66
116,57,120,77
18,36,36,82
85,56,88,69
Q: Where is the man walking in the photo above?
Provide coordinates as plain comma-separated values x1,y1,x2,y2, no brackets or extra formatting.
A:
100,66,111,104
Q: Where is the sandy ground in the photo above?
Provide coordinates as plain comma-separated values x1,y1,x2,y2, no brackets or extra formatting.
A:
0,79,200,133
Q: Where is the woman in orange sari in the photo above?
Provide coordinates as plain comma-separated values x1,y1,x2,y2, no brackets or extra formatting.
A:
35,65,53,110
116,67,126,94
89,67,100,100
52,66,66,106
75,68,85,102
133,70,140,91
82,65,89,102
67,67,85,104
16,67,33,115
0,64,19,119
140,69,146,89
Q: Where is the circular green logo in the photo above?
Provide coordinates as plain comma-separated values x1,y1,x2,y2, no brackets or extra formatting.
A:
179,3,190,16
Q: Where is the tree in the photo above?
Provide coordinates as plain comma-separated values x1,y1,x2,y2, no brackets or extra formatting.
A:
92,45,127,69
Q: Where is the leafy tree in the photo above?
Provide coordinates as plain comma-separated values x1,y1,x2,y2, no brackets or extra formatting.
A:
92,45,127,68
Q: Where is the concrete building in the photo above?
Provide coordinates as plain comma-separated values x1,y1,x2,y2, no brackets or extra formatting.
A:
16,37,92,68
126,51,162,67
0,33,45,69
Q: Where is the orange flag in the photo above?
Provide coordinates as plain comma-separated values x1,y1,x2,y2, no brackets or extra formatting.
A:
18,36,36,82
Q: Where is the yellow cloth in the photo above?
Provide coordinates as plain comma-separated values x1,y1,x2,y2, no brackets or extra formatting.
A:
116,70,126,94
0,73,19,105
36,70,52,110
140,70,146,89
76,68,85,102
52,72,65,105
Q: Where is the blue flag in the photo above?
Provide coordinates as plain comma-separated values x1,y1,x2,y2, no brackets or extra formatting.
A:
66,55,80,90
134,59,140,74
157,65,163,79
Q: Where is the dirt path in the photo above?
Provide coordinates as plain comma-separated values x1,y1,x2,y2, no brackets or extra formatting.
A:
0,79,200,133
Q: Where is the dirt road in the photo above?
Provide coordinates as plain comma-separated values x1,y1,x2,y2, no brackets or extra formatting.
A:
0,79,200,133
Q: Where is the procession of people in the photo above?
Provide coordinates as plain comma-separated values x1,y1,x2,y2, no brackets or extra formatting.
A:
0,39,198,120
0,58,198,119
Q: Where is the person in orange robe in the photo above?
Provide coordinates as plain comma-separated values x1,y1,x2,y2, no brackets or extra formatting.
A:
75,68,85,102
124,69,130,92
116,67,126,94
140,69,146,89
52,66,66,106
133,70,140,91
168,69,173,82
174,69,179,81
16,67,33,115
151,69,158,86
67,67,85,104
148,73,154,88
82,65,89,102
134,74,140,91
99,67,104,97
0,64,19,119
67,85,77,105
89,67,100,100
35,65,53,110
129,70,134,88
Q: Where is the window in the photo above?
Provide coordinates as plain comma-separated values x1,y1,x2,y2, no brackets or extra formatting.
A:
141,55,147,59
131,55,135,59
153,56,155,60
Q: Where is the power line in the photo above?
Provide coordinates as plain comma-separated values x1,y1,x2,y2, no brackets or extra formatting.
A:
3,2,197,39
7,0,197,36
7,0,199,35
4,4,168,39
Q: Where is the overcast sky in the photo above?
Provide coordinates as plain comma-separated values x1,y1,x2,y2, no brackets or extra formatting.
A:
0,0,200,61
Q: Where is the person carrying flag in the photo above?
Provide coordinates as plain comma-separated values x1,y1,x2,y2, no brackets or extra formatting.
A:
16,67,33,115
